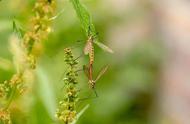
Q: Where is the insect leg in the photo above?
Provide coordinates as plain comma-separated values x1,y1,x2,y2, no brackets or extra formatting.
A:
78,88,98,102
74,53,84,61
93,88,98,98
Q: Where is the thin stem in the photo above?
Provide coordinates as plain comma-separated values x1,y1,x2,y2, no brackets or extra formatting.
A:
4,86,16,110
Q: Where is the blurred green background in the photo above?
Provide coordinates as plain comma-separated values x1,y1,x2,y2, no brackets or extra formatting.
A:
0,0,165,124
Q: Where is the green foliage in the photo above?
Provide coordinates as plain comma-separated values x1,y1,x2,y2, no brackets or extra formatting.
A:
0,0,165,124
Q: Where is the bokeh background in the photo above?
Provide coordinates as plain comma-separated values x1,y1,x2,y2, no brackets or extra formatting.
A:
1,0,190,124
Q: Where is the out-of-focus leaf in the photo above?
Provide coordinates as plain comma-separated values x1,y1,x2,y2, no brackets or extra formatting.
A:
0,57,13,71
36,66,57,120
0,20,12,32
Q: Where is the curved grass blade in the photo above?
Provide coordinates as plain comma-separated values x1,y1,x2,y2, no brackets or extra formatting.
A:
49,8,65,21
71,104,90,124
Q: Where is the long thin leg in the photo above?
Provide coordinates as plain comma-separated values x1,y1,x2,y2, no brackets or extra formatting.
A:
75,69,84,73
70,40,85,50
74,53,84,61
93,88,98,98
78,88,98,101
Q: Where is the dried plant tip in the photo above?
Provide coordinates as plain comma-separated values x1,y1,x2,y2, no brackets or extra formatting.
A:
0,109,11,124
9,74,23,86
0,81,11,99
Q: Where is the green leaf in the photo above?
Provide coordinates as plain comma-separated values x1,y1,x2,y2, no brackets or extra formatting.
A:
13,20,24,38
70,0,96,37
70,0,114,54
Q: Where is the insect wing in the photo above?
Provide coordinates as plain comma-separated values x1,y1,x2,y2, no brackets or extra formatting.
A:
95,65,109,82
83,40,92,55
93,40,114,54
83,65,90,79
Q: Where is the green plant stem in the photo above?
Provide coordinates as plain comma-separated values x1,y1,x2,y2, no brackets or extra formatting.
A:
4,86,16,110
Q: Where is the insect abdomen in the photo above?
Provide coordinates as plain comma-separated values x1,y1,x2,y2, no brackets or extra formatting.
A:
89,45,94,65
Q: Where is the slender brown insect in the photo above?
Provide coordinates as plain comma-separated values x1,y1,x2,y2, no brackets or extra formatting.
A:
83,64,108,97
83,27,113,97
83,36,113,87
83,36,94,65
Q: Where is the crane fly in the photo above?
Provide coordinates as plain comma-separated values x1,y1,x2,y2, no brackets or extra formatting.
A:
82,31,113,97
83,64,109,97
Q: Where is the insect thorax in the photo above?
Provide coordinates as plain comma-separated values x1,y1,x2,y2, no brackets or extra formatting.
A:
89,80,95,89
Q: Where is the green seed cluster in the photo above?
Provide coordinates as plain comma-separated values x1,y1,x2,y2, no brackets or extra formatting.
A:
56,48,79,124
